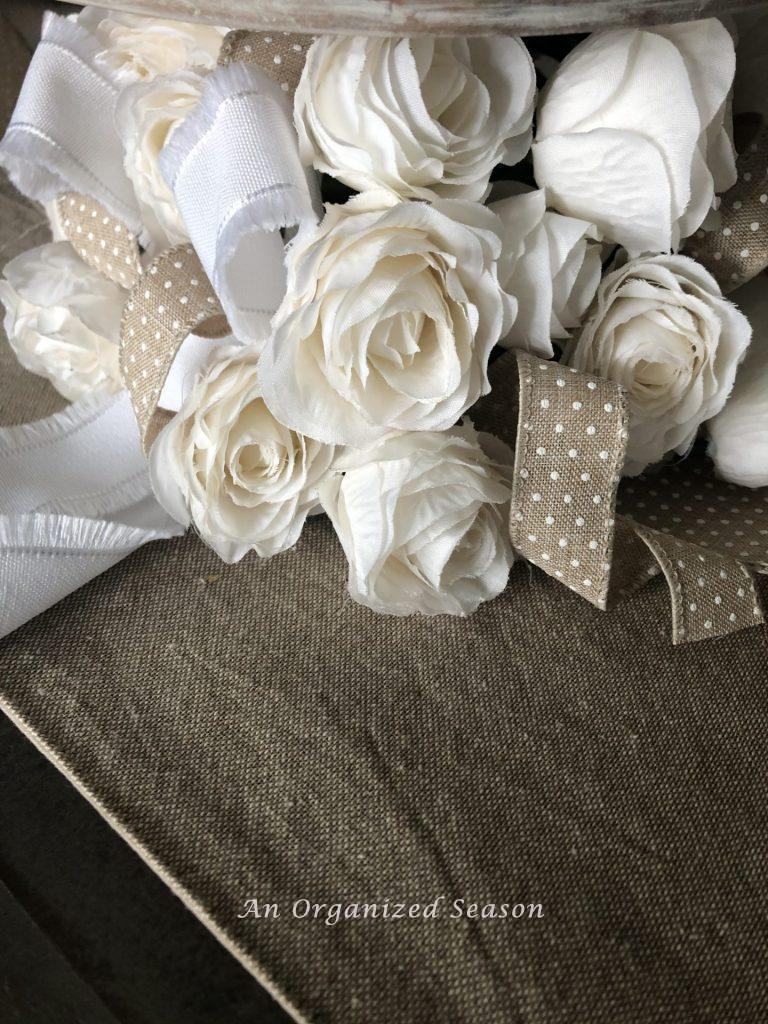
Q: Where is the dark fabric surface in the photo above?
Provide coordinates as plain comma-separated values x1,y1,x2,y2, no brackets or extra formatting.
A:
0,714,291,1024
0,877,120,1024
2,520,768,1024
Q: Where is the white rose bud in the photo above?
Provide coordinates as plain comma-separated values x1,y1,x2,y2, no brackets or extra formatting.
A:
116,68,205,251
709,274,768,488
565,254,751,476
295,35,536,202
0,242,124,401
149,348,337,562
533,20,737,255
490,185,601,358
319,424,514,617
258,192,511,448
78,7,227,84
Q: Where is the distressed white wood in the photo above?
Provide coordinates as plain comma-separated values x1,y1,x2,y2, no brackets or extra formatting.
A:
77,0,768,36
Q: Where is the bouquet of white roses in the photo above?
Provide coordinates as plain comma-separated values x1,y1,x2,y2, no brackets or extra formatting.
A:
1,8,767,638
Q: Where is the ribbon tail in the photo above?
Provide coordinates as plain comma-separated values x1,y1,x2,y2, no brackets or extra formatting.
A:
0,392,182,638
630,521,764,644
508,351,628,610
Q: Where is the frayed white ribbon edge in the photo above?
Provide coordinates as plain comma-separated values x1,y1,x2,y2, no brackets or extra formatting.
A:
0,392,182,638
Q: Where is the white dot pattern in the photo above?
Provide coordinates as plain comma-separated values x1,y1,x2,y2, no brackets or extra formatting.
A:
509,352,627,610
56,192,141,288
218,29,310,97
618,457,768,571
480,352,764,643
120,244,229,452
682,125,768,293
618,455,766,642
632,523,764,644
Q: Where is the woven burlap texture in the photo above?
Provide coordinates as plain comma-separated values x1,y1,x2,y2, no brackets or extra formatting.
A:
683,125,768,292
119,243,230,451
55,191,141,288
509,353,627,609
480,353,766,644
218,29,310,97
2,514,768,1024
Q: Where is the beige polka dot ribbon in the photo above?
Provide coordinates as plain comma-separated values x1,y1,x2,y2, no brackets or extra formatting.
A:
478,353,765,644
631,523,763,643
120,244,230,452
56,192,141,288
684,125,768,293
218,29,311,96
509,353,627,609
53,195,232,451
616,454,767,642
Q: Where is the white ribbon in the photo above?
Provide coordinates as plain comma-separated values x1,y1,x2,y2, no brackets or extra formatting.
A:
0,13,141,231
0,26,321,637
159,63,319,344
0,392,182,638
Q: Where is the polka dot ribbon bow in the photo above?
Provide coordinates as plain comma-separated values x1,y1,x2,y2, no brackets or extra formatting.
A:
476,352,765,645
46,28,317,452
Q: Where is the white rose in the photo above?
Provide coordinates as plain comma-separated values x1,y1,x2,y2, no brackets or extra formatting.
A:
0,242,124,401
116,69,205,251
319,424,514,616
294,35,536,202
533,20,737,255
258,192,511,447
565,254,751,476
708,274,768,488
78,7,226,84
490,184,601,358
150,347,337,562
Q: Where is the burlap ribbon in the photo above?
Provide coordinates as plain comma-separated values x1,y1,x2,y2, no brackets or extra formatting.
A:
218,29,310,95
34,33,768,644
120,244,230,451
476,352,766,644
683,124,768,292
55,192,141,287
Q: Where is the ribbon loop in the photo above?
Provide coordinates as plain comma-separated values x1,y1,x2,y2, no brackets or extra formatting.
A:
478,354,766,643
158,62,319,345
56,192,142,288
0,12,141,230
120,244,230,453
509,352,627,609
0,393,181,639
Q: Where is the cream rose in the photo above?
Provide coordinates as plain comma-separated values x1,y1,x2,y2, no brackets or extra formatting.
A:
533,20,737,255
0,242,124,401
565,254,751,476
258,192,511,447
319,424,514,616
294,35,536,202
116,68,206,251
78,7,226,84
149,347,337,562
490,185,601,358
708,274,768,488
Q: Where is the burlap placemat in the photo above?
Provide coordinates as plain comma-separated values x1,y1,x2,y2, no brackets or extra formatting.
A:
2,515,768,1023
